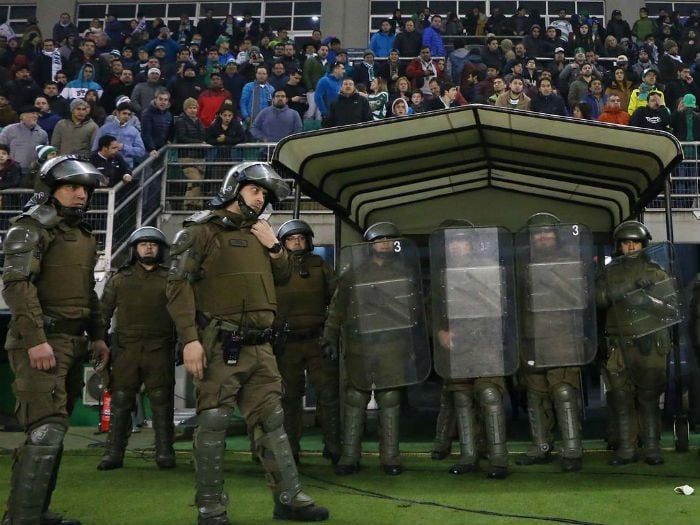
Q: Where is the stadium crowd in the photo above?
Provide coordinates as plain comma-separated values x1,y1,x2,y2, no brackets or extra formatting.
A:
0,5,696,192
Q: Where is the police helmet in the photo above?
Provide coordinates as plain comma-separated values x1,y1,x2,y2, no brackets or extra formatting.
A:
277,219,314,251
127,226,169,264
364,221,400,242
40,155,101,193
526,212,561,228
439,219,475,229
613,220,651,247
210,162,291,208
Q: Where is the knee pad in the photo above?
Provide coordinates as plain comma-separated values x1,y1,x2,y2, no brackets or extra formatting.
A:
28,423,66,446
345,388,369,408
479,387,502,407
198,408,231,431
261,404,285,433
148,387,173,408
552,383,577,404
453,390,471,409
110,390,137,411
375,389,400,408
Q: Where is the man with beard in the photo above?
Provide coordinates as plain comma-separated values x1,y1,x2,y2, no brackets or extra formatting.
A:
102,69,136,115
251,89,302,142
97,227,176,471
325,78,372,127
2,155,108,525
168,62,204,116
274,220,340,464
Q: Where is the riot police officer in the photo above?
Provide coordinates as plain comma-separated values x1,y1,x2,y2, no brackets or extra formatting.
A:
98,226,177,471
2,155,109,525
515,213,596,472
429,220,515,478
275,220,340,463
596,221,677,466
166,162,329,524
323,222,431,476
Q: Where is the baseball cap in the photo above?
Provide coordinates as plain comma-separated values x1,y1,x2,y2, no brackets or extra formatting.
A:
554,47,565,54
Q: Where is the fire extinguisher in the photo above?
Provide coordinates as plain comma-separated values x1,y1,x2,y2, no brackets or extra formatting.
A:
100,390,111,433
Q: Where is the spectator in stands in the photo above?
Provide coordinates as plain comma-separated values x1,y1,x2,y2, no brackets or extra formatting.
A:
600,35,625,59
196,9,218,49
131,67,165,115
169,63,204,117
62,63,103,101
427,81,460,110
238,10,260,43
389,76,412,107
52,98,98,157
541,26,562,57
269,61,289,92
487,77,507,104
32,39,64,88
628,69,666,115
406,46,440,97
141,89,173,156
567,65,596,107
101,68,135,115
480,37,504,72
671,94,700,141
302,44,328,120
0,143,22,191
205,102,246,151
630,91,670,131
658,39,682,84
53,13,78,44
378,49,405,93
250,89,302,142
631,46,655,80
390,97,411,117
281,42,301,74
551,10,572,44
485,7,509,36
583,78,607,119
85,89,106,126
93,100,146,169
42,81,69,118
523,25,547,57
69,39,108,84
422,15,445,58
351,50,375,88
240,65,275,127
570,101,592,119
394,20,422,59
174,97,206,209
369,19,395,59
6,65,41,112
409,90,426,113
462,7,487,36
325,77,372,127
146,27,180,63
568,23,596,53
529,77,567,116
607,10,632,43
680,30,699,65
0,90,17,126
315,62,344,124
632,8,655,43
284,68,308,120
0,105,48,175
605,67,634,110
220,60,245,106
598,94,630,125
367,76,389,120
90,134,133,187
496,77,530,110
666,65,700,111
34,95,61,140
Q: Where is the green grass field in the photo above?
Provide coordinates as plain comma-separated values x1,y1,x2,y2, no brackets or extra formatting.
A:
1,429,699,525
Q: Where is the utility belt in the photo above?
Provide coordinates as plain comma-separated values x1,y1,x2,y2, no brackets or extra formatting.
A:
286,327,322,343
44,316,89,336
196,310,277,365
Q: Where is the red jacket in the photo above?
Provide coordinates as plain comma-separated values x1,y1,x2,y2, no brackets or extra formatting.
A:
598,106,630,125
197,88,232,127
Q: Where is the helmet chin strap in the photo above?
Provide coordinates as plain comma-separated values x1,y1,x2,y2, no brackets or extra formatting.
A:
52,197,87,222
138,255,159,265
236,193,263,220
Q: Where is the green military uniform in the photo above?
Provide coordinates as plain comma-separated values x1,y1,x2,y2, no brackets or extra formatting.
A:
166,161,327,525
3,156,103,525
275,250,339,460
596,227,672,465
98,259,176,470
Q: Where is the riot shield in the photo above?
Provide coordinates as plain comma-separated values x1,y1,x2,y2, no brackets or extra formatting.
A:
429,226,518,379
606,242,683,338
515,222,596,368
338,236,431,390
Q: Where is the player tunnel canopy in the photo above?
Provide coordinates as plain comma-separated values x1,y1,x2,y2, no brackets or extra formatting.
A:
272,104,683,241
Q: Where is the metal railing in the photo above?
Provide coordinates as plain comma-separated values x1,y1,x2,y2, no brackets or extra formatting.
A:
647,142,700,211
161,143,331,216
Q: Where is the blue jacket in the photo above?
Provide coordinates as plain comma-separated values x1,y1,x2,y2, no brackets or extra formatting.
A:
422,27,445,57
239,82,275,120
92,120,147,168
145,37,180,62
314,74,343,117
369,32,396,58
140,104,173,152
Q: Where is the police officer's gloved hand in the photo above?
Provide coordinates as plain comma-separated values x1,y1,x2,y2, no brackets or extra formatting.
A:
320,339,338,361
636,278,655,289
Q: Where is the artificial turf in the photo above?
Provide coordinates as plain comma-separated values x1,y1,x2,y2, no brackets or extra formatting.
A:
1,438,699,525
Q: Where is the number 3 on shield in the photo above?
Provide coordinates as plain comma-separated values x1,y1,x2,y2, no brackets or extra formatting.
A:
393,240,402,252
571,225,579,236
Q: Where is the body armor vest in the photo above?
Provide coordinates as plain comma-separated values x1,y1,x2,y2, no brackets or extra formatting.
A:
276,253,327,330
113,265,173,338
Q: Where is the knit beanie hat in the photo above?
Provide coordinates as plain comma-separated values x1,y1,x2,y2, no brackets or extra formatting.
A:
35,145,58,163
663,39,678,51
70,98,88,111
115,95,131,108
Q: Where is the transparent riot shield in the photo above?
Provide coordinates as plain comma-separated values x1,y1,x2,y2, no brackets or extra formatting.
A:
338,236,431,390
515,223,597,368
429,226,518,379
606,242,683,338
